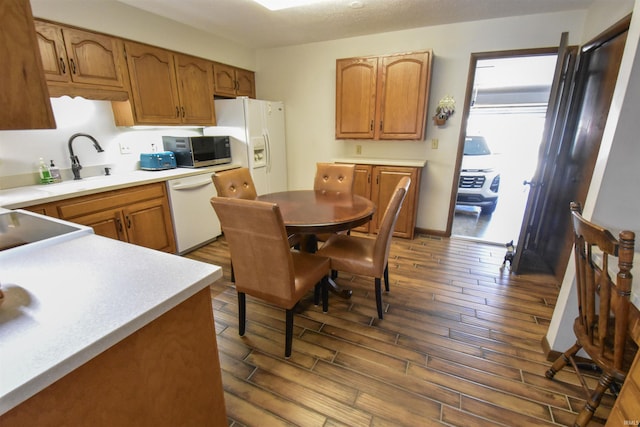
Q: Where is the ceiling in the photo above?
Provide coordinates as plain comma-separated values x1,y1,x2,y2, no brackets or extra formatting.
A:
116,0,596,49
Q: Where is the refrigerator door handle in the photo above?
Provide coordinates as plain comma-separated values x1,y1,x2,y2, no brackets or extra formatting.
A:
264,131,271,173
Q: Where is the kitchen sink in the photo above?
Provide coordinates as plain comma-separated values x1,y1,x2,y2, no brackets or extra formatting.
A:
0,210,93,256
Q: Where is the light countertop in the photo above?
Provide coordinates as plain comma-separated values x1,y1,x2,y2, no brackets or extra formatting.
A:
0,164,241,209
333,158,427,168
0,231,222,415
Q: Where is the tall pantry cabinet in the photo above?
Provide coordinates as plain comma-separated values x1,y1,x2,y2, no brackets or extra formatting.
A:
0,0,55,130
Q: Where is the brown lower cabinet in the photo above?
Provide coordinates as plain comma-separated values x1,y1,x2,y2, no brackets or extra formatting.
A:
25,182,176,253
349,164,422,239
0,287,226,427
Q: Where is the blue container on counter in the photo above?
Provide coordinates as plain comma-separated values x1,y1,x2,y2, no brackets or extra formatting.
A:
140,151,177,170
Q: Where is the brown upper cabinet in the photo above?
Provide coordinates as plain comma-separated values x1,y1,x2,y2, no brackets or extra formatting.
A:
335,50,432,140
34,20,129,100
213,63,256,98
114,41,216,126
0,0,55,130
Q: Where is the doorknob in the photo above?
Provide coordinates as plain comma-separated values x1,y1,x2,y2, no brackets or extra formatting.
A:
523,180,536,187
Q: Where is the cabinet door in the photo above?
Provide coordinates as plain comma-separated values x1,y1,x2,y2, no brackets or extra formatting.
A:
335,57,378,139
371,166,418,239
123,198,176,253
34,21,70,83
376,52,431,140
235,68,256,98
352,164,373,233
62,27,126,88
124,42,182,124
212,63,237,97
175,53,216,125
1,0,55,130
73,209,128,242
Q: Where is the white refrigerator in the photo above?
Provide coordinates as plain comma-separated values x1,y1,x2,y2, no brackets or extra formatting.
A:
205,97,287,195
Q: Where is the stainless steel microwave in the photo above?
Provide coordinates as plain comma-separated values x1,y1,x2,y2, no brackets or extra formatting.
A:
162,136,232,168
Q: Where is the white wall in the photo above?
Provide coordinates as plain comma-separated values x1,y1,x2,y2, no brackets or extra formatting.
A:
255,11,588,232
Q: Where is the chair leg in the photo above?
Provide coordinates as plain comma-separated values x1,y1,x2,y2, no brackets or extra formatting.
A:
322,276,329,313
314,283,321,305
575,372,615,427
383,263,390,292
375,277,383,319
545,342,582,379
237,292,246,336
331,269,338,280
285,308,294,358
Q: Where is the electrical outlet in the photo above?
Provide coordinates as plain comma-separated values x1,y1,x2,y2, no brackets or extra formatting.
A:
119,142,132,154
356,144,362,155
431,138,439,149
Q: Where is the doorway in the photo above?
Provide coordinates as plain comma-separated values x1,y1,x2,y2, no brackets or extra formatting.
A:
452,52,558,246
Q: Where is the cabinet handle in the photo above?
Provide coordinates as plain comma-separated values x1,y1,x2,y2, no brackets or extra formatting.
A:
379,121,383,131
116,217,123,233
368,173,371,184
59,58,66,74
126,215,132,228
175,106,180,117
370,120,373,131
69,58,77,74
181,106,185,118
235,80,239,91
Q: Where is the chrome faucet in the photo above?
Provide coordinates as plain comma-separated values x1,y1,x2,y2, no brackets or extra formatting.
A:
68,133,104,180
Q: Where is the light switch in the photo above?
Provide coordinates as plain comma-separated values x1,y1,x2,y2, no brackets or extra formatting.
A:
356,145,362,154
431,138,439,149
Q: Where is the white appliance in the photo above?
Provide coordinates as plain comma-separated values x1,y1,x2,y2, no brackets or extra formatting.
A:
166,173,221,254
205,98,287,195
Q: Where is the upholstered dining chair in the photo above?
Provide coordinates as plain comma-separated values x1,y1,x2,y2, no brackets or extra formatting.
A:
210,196,331,358
545,202,637,427
211,167,257,200
314,163,356,195
211,167,258,282
313,163,357,246
316,176,410,319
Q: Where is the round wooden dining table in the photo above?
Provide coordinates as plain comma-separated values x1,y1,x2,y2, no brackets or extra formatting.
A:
257,190,376,298
257,189,375,234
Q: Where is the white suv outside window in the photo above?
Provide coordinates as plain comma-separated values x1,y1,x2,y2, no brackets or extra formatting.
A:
456,135,500,214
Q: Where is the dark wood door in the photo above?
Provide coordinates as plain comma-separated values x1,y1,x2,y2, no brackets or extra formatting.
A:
513,17,630,278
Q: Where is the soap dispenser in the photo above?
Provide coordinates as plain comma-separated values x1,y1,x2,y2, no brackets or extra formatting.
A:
38,158,53,184
49,160,62,183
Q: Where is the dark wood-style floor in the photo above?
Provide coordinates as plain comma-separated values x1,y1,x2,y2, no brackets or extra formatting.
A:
186,233,613,426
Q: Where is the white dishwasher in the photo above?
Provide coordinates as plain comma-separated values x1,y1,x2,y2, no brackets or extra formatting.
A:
166,172,221,254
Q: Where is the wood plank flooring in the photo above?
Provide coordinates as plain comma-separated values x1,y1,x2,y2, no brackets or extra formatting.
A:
186,233,613,426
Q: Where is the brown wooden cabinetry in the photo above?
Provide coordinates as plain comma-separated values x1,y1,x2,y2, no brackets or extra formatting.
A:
0,288,227,427
113,42,215,126
34,20,129,101
25,183,176,253
351,164,422,239
336,51,432,140
0,0,55,130
213,62,256,98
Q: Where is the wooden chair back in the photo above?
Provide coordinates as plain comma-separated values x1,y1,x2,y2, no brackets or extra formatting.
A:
212,168,257,200
570,201,636,375
314,163,356,195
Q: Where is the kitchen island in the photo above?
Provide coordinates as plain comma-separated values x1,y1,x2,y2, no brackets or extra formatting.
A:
0,225,226,425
